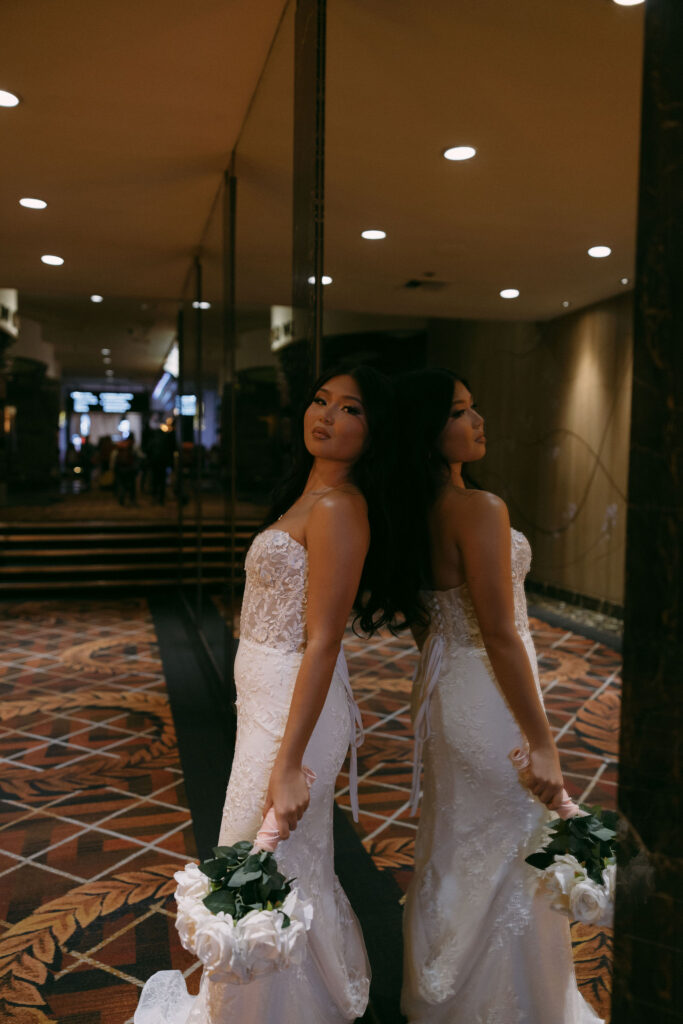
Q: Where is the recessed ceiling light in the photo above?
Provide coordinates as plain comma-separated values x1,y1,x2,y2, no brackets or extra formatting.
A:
443,146,476,161
612,0,644,6
361,229,386,240
101,348,111,356
19,197,47,209
0,90,20,107
500,288,520,299
103,357,111,364
41,254,64,266
90,294,104,303
588,245,612,258
562,300,571,308
307,275,333,285
620,277,630,285
192,300,211,310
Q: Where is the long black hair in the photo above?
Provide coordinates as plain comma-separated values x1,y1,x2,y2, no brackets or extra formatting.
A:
264,365,414,634
395,367,469,597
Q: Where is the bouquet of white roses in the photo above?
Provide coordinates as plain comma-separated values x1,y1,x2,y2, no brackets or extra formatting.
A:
510,745,618,927
174,770,315,985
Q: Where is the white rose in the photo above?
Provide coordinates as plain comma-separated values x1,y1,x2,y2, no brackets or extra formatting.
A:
175,898,212,952
541,855,585,913
194,915,237,971
174,863,211,902
569,878,610,925
238,910,282,976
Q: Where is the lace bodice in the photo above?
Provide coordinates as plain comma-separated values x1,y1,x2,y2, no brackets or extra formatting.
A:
423,527,532,651
240,530,308,653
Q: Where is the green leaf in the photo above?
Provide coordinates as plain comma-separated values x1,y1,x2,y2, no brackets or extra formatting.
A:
526,852,555,870
213,845,239,863
199,857,229,881
228,864,264,888
233,840,253,855
203,889,237,915
279,911,291,929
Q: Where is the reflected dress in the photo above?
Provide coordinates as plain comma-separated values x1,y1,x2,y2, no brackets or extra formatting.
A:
135,529,370,1024
402,528,603,1024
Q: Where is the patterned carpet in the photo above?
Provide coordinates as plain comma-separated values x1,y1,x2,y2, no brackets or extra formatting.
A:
0,598,618,1023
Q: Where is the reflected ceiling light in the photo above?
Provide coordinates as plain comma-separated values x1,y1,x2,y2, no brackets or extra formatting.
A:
500,288,520,299
90,294,103,303
588,245,611,258
562,300,571,308
192,300,211,310
443,146,476,161
620,277,630,285
612,0,644,6
41,254,64,266
101,348,111,355
0,90,20,107
361,229,386,240
103,357,111,365
307,275,333,285
19,197,47,209
105,369,114,376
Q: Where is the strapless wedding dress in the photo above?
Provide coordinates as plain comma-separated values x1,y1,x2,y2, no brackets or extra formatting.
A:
402,529,603,1024
135,529,370,1023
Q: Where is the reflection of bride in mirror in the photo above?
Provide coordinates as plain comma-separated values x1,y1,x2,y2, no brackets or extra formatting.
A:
397,369,603,1023
136,366,403,1024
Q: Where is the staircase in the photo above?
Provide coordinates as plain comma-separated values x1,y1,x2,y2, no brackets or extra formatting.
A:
0,520,258,593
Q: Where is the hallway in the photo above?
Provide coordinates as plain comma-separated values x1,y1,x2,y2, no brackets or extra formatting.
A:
0,596,618,1022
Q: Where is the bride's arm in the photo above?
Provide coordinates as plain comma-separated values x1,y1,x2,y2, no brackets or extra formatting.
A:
454,491,564,808
263,491,370,840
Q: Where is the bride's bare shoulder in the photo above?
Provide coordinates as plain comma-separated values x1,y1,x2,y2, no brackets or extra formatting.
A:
440,487,510,539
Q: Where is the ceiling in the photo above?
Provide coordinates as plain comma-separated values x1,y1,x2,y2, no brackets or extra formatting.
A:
1,0,644,379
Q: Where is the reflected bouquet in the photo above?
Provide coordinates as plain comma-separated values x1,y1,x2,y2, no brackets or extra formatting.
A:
510,746,617,927
174,769,315,984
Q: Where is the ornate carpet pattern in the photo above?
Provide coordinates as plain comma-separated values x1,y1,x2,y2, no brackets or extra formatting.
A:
0,598,618,1022
0,599,197,1024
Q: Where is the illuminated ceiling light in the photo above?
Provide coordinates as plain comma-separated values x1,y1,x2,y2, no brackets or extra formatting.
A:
41,254,64,266
500,288,520,299
443,146,476,161
620,277,630,285
612,0,644,6
588,245,612,258
90,294,103,303
101,348,111,355
562,300,571,308
361,229,386,240
192,300,211,310
307,275,333,285
0,90,20,107
19,197,47,209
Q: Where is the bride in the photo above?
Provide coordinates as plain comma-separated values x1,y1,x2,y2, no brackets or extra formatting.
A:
136,366,400,1024
397,369,603,1024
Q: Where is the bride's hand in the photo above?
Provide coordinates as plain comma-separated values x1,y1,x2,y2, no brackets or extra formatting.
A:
262,762,311,840
527,743,565,808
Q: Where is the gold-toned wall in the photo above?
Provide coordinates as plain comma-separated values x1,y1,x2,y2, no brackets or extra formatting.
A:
428,293,633,608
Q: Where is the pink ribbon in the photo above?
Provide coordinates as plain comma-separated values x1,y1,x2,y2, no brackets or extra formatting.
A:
254,765,317,851
508,745,582,819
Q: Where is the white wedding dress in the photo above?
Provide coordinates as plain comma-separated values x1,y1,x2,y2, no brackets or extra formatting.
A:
402,528,603,1024
135,528,370,1024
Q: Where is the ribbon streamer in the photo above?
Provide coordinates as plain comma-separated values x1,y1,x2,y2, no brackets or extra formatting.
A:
409,633,445,816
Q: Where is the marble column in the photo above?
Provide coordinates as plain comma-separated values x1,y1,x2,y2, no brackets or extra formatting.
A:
612,1,683,1021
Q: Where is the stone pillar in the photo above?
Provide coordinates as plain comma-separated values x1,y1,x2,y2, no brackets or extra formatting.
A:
612,1,683,1020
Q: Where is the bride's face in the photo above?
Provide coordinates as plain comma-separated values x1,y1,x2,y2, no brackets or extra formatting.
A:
438,380,486,465
304,374,369,463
